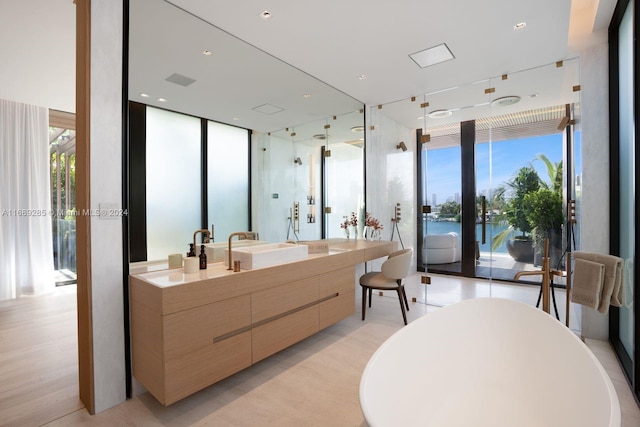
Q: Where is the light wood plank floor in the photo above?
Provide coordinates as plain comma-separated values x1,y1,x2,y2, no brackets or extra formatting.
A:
1,275,638,426
0,285,82,427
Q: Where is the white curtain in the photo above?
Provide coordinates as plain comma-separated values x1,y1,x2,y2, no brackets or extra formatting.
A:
0,99,54,300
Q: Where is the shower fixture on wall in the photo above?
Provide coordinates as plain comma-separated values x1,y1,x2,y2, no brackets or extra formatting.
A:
294,157,302,165
396,141,407,151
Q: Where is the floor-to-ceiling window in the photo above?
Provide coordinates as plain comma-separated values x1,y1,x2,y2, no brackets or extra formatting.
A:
610,0,638,402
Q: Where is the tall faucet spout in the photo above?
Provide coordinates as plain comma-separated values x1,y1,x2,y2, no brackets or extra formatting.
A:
228,232,249,270
193,229,211,249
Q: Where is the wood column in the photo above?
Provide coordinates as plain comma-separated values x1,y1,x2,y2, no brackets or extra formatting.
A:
75,0,95,414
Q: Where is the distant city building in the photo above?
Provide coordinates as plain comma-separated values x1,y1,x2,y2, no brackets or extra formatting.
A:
432,193,437,207
454,193,460,204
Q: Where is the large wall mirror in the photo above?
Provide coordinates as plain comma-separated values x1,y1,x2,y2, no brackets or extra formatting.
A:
127,0,363,262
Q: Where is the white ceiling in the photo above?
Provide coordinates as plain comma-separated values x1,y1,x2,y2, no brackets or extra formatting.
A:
0,0,617,141
0,0,76,113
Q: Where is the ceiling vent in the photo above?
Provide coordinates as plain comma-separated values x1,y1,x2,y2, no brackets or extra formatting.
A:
165,73,196,87
409,43,455,68
252,103,284,115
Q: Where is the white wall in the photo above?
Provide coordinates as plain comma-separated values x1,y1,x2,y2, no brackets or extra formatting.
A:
578,39,611,340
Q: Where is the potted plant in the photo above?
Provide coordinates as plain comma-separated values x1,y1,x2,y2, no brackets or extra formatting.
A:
524,188,564,268
528,154,564,267
492,166,540,262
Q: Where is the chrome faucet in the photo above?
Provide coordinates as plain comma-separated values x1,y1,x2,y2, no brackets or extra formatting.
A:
193,229,211,249
228,232,248,270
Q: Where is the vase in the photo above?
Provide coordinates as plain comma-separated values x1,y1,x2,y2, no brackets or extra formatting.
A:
343,227,350,239
363,226,370,240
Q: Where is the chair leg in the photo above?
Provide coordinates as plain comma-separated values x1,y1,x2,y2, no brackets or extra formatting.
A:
396,289,408,325
400,284,410,311
368,288,373,308
361,286,367,321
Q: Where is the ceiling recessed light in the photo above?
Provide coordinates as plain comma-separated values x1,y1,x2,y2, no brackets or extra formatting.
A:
514,22,527,31
260,11,272,20
357,74,367,80
490,95,521,107
202,50,213,56
233,117,240,121
428,109,453,119
313,134,328,140
350,126,365,133
303,94,311,98
530,93,539,98
409,43,455,68
140,93,149,98
157,98,167,102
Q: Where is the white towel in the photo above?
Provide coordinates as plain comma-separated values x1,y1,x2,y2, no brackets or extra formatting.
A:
573,251,624,314
571,258,605,310
610,261,624,307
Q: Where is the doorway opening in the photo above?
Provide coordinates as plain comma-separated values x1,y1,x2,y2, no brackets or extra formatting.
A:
50,124,77,285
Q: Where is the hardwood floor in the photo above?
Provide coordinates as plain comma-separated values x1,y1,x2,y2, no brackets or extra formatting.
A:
1,276,638,426
0,286,82,426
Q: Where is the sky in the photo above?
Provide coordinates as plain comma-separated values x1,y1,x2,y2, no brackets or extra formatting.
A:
425,132,580,205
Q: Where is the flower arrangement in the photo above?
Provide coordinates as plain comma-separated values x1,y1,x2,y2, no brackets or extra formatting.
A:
364,212,384,240
340,216,350,230
340,212,359,239
340,212,358,229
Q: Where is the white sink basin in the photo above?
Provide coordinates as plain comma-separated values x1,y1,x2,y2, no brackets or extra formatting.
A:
226,243,308,270
204,240,269,262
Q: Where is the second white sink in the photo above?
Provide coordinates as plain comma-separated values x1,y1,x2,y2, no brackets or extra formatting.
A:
226,243,308,270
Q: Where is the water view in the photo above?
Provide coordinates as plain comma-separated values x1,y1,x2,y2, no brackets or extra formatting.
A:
426,220,509,254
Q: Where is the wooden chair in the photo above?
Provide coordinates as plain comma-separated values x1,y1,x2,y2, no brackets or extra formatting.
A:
359,249,413,325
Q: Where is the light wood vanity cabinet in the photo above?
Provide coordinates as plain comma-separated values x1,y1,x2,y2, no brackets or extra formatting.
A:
130,240,395,405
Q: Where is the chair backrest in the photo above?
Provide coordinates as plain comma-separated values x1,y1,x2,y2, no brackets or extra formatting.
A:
381,249,413,280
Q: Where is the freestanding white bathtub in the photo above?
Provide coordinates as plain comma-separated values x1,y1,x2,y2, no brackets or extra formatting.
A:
360,298,620,427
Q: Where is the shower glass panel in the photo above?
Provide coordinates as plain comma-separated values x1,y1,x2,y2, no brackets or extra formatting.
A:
371,59,580,321
324,111,366,239
366,102,416,262
252,110,364,243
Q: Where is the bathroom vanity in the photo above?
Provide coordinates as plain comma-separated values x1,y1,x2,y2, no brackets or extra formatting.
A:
129,239,396,405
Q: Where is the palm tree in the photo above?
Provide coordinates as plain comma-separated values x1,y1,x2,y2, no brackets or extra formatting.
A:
533,153,562,193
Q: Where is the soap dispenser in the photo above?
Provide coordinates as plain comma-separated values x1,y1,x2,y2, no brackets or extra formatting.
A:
187,243,196,257
199,245,207,270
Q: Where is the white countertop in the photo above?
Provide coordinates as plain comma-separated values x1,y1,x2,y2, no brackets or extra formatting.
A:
129,239,394,289
359,298,620,427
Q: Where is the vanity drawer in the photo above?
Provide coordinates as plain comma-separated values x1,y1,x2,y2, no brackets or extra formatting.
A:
319,290,355,330
251,276,318,323
318,266,355,296
163,331,252,405
252,306,319,362
163,294,251,360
